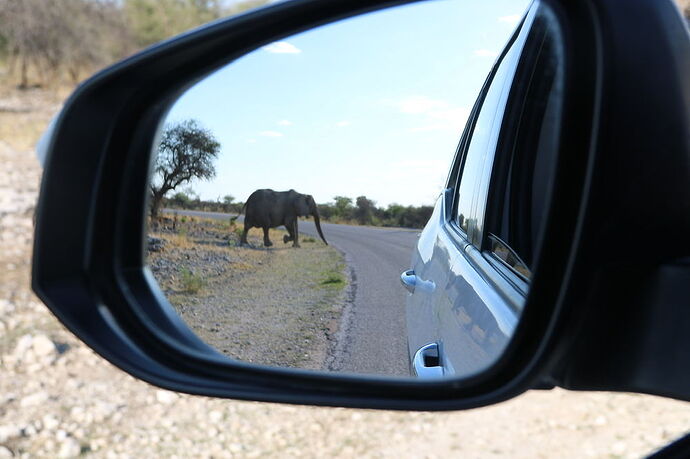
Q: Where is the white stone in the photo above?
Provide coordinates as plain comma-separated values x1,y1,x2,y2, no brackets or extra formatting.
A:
70,407,88,423
57,437,81,458
612,442,626,455
209,410,223,423
13,334,33,356
0,299,12,314
594,415,607,426
20,390,49,407
32,334,57,357
0,425,21,442
155,390,179,404
0,446,12,457
23,424,37,436
43,414,60,430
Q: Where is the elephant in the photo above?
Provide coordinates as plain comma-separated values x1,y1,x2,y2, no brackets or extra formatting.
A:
237,189,327,248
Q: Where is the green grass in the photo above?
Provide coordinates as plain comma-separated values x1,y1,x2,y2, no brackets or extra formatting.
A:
302,236,316,243
320,271,345,287
180,268,204,293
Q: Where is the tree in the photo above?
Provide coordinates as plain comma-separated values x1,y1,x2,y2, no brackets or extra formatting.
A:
0,0,270,87
0,0,131,87
333,196,353,220
124,0,270,47
354,195,376,225
150,119,220,218
124,0,222,47
169,191,192,208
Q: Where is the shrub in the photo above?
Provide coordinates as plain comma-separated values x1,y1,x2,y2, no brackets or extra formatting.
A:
320,272,345,286
180,268,204,293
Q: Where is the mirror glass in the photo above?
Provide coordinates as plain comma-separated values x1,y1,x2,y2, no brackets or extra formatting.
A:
146,0,534,379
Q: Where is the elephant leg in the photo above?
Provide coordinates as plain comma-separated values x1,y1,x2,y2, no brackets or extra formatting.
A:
284,223,295,244
262,227,273,247
292,220,300,248
240,222,249,245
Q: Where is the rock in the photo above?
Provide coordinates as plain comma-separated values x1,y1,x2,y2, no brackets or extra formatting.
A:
13,334,34,356
0,299,13,314
611,441,627,455
58,437,82,458
0,446,12,457
148,236,166,252
0,425,22,442
32,334,57,357
20,391,49,407
155,390,179,404
42,414,60,431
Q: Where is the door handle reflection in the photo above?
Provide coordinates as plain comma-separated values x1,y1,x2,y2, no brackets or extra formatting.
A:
400,270,435,294
413,342,444,379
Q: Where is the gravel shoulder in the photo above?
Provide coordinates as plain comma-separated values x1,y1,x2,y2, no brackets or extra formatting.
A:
148,216,348,370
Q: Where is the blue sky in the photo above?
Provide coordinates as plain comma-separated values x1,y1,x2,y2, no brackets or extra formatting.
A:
163,0,530,207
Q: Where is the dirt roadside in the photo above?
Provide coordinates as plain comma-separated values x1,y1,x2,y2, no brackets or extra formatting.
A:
1,88,688,458
148,216,347,370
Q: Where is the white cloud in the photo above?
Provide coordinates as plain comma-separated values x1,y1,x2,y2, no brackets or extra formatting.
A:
335,121,351,127
277,120,293,126
474,49,498,58
259,131,283,137
390,96,470,132
263,41,301,54
246,138,257,143
498,14,521,25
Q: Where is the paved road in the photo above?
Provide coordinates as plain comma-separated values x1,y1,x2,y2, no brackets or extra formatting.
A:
163,209,419,377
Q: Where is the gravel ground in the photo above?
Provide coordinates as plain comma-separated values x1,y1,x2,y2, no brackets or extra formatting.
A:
147,219,347,370
1,89,689,458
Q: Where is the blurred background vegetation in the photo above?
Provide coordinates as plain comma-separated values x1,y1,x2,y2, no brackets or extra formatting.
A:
1,0,688,90
0,0,268,89
164,190,435,229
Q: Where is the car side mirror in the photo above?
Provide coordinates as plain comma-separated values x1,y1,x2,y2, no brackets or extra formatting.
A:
33,0,690,411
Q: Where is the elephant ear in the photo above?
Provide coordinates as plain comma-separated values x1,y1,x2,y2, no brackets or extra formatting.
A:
290,192,309,217
307,195,318,212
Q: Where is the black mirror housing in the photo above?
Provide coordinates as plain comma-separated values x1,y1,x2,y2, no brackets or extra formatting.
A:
32,0,690,410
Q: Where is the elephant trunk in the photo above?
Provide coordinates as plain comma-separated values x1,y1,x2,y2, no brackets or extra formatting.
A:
313,212,327,245
309,199,328,245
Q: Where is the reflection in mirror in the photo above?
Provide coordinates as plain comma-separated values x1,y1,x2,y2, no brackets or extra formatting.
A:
146,0,532,379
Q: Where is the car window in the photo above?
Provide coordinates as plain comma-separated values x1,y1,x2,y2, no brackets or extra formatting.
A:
486,16,563,279
454,20,529,245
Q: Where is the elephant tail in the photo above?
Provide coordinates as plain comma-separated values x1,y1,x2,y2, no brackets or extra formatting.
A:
229,202,246,223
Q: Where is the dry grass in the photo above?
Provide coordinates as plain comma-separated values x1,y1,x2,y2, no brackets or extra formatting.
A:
160,232,196,250
0,81,72,151
0,112,51,151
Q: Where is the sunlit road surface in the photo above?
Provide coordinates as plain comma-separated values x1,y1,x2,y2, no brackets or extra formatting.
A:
163,208,419,377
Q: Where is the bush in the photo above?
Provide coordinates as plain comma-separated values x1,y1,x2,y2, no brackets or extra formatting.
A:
320,271,345,287
180,268,203,293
